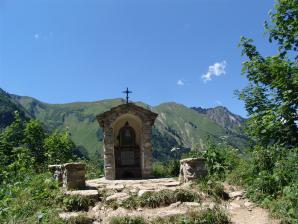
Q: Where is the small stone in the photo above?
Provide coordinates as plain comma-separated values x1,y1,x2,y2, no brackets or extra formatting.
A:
106,192,129,202
158,210,186,218
92,204,102,212
65,190,99,200
169,201,182,208
137,208,143,211
59,212,84,220
244,201,253,207
107,184,125,192
228,190,244,199
228,202,241,210
183,202,200,207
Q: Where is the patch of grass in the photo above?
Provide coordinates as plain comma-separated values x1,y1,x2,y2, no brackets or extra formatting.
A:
105,199,119,210
68,214,94,224
121,195,139,209
63,195,95,212
109,216,145,224
195,178,229,201
151,207,230,224
120,189,200,209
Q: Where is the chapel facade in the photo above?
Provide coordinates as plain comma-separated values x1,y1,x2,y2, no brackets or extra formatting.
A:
96,103,158,180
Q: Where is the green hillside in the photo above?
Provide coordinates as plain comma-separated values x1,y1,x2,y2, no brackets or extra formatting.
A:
5,93,248,159
0,89,32,128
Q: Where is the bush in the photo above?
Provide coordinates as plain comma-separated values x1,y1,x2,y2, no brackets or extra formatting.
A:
152,162,168,178
152,160,180,178
227,146,298,222
271,182,298,223
196,178,228,201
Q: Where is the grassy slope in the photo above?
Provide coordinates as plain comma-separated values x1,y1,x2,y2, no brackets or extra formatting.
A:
12,95,248,157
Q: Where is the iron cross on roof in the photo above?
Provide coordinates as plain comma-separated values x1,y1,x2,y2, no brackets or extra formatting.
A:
122,87,132,104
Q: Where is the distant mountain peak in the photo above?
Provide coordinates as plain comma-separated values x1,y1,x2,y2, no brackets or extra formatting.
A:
191,106,245,133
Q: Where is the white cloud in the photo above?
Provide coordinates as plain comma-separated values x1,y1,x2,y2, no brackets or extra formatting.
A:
202,60,227,82
177,79,185,86
34,33,40,40
34,32,53,40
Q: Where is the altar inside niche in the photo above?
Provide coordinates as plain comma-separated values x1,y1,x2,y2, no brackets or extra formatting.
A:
96,103,158,180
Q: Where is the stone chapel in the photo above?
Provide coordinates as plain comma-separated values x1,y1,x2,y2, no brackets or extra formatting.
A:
96,100,158,180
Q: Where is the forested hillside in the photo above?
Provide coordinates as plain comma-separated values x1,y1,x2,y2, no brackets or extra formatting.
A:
0,89,32,128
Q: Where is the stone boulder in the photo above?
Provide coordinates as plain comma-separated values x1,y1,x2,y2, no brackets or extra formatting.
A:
48,164,64,186
179,157,207,183
48,162,86,190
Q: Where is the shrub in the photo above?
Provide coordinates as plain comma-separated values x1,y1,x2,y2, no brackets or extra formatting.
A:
152,162,168,178
174,189,199,202
271,181,298,223
196,178,228,201
153,160,181,178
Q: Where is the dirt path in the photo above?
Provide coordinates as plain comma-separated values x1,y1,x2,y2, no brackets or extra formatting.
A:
224,184,280,224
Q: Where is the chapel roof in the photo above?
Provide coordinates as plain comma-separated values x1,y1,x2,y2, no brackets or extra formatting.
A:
96,103,158,127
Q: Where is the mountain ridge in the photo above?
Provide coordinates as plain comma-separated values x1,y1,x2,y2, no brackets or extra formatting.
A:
1,88,248,160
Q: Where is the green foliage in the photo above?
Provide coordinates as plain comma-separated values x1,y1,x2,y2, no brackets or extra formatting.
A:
152,160,180,178
192,141,239,179
84,159,104,179
0,112,80,185
265,0,298,57
152,162,168,178
0,173,64,224
110,216,145,224
237,0,298,147
195,178,228,201
0,88,30,129
271,182,298,223
44,131,76,164
24,119,48,169
227,146,298,222
63,195,94,212
235,2,298,221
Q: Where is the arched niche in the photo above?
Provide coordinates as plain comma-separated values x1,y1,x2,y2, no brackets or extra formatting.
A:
112,114,143,179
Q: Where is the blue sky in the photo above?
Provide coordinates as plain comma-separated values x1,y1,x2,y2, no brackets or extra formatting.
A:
0,0,277,117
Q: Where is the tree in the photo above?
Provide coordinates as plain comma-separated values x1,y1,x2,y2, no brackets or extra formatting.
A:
23,120,48,168
0,112,25,164
44,131,76,164
238,0,298,147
